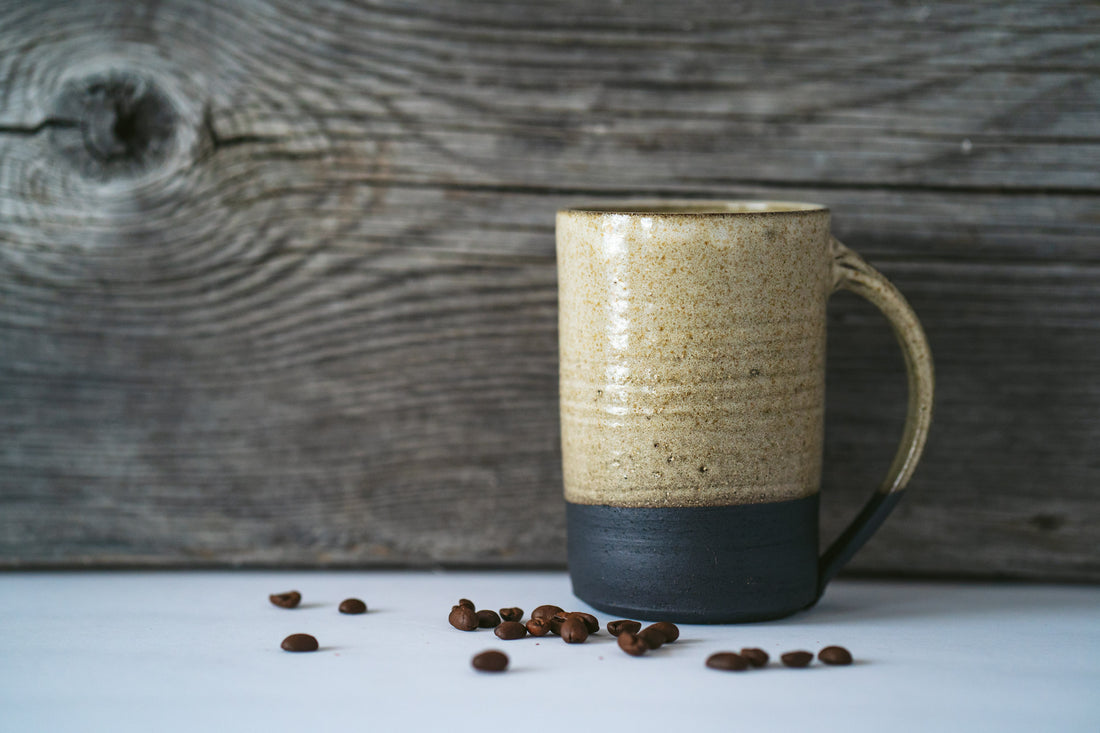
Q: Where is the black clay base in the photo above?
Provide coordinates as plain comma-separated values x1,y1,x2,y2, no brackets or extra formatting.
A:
567,496,820,623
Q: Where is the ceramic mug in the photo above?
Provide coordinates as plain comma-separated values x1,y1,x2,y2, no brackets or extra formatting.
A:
557,201,934,622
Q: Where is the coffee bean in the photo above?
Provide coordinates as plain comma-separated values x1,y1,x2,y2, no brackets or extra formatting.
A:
449,605,478,631
559,617,589,643
499,607,523,623
818,646,853,665
525,618,551,636
471,650,509,672
457,599,475,610
531,604,564,620
269,591,301,609
649,621,679,643
338,598,367,614
617,633,649,656
568,612,600,634
706,652,748,671
638,625,668,649
476,610,502,629
740,648,769,667
781,650,814,668
280,633,318,652
495,621,528,640
548,613,567,635
606,620,642,637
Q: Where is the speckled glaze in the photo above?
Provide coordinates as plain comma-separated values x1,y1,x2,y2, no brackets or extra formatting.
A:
556,201,934,620
558,202,834,508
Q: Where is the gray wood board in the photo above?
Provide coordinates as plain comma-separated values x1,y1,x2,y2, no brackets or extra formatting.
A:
1,0,1098,580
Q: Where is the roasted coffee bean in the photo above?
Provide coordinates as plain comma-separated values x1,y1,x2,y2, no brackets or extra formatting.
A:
706,652,748,671
457,598,475,609
525,618,551,636
476,610,502,629
280,633,318,652
531,604,564,620
548,611,596,635
818,646,853,665
559,617,589,644
269,591,301,609
449,605,478,631
494,621,528,640
638,625,668,649
781,650,814,668
617,633,649,656
338,598,367,615
568,612,600,634
499,607,523,623
471,650,509,672
606,620,642,637
740,647,769,667
649,621,679,643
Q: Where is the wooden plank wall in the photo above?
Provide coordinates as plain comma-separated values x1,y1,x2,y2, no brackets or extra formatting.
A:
1,0,1097,580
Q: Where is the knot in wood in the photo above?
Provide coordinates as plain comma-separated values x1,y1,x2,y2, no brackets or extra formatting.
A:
54,72,178,179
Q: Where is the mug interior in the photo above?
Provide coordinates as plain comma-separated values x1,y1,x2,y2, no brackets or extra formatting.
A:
560,200,828,215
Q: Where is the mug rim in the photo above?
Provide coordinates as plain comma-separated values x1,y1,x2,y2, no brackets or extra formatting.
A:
558,200,829,216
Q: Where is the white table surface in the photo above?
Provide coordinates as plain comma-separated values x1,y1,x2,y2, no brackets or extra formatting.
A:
3,571,1098,732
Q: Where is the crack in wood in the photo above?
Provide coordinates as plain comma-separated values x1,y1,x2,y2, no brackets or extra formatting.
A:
0,118,80,135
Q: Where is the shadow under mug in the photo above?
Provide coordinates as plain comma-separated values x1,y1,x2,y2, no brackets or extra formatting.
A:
557,201,934,623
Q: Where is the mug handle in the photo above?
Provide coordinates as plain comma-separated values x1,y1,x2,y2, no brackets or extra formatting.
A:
817,237,935,594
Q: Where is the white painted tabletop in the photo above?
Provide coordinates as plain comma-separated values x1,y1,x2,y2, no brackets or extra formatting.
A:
3,571,1098,732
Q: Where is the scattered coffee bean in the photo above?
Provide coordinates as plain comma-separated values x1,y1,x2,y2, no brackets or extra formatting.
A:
569,612,600,634
638,625,668,650
649,621,679,643
269,591,301,609
531,604,564,620
818,646,853,665
706,652,748,671
781,651,814,668
471,650,509,672
457,599,475,610
338,598,367,614
559,617,589,643
525,618,551,636
548,613,567,635
606,620,642,637
499,607,524,623
617,633,649,656
740,648,769,667
449,605,478,631
280,633,318,652
477,610,502,629
495,621,528,640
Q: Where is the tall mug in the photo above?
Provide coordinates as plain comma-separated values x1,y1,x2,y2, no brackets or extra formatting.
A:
557,202,934,622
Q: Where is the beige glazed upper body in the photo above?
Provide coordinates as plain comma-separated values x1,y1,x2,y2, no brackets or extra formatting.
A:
557,202,835,509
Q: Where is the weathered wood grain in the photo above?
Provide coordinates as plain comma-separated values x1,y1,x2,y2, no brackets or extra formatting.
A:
1,0,1098,579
